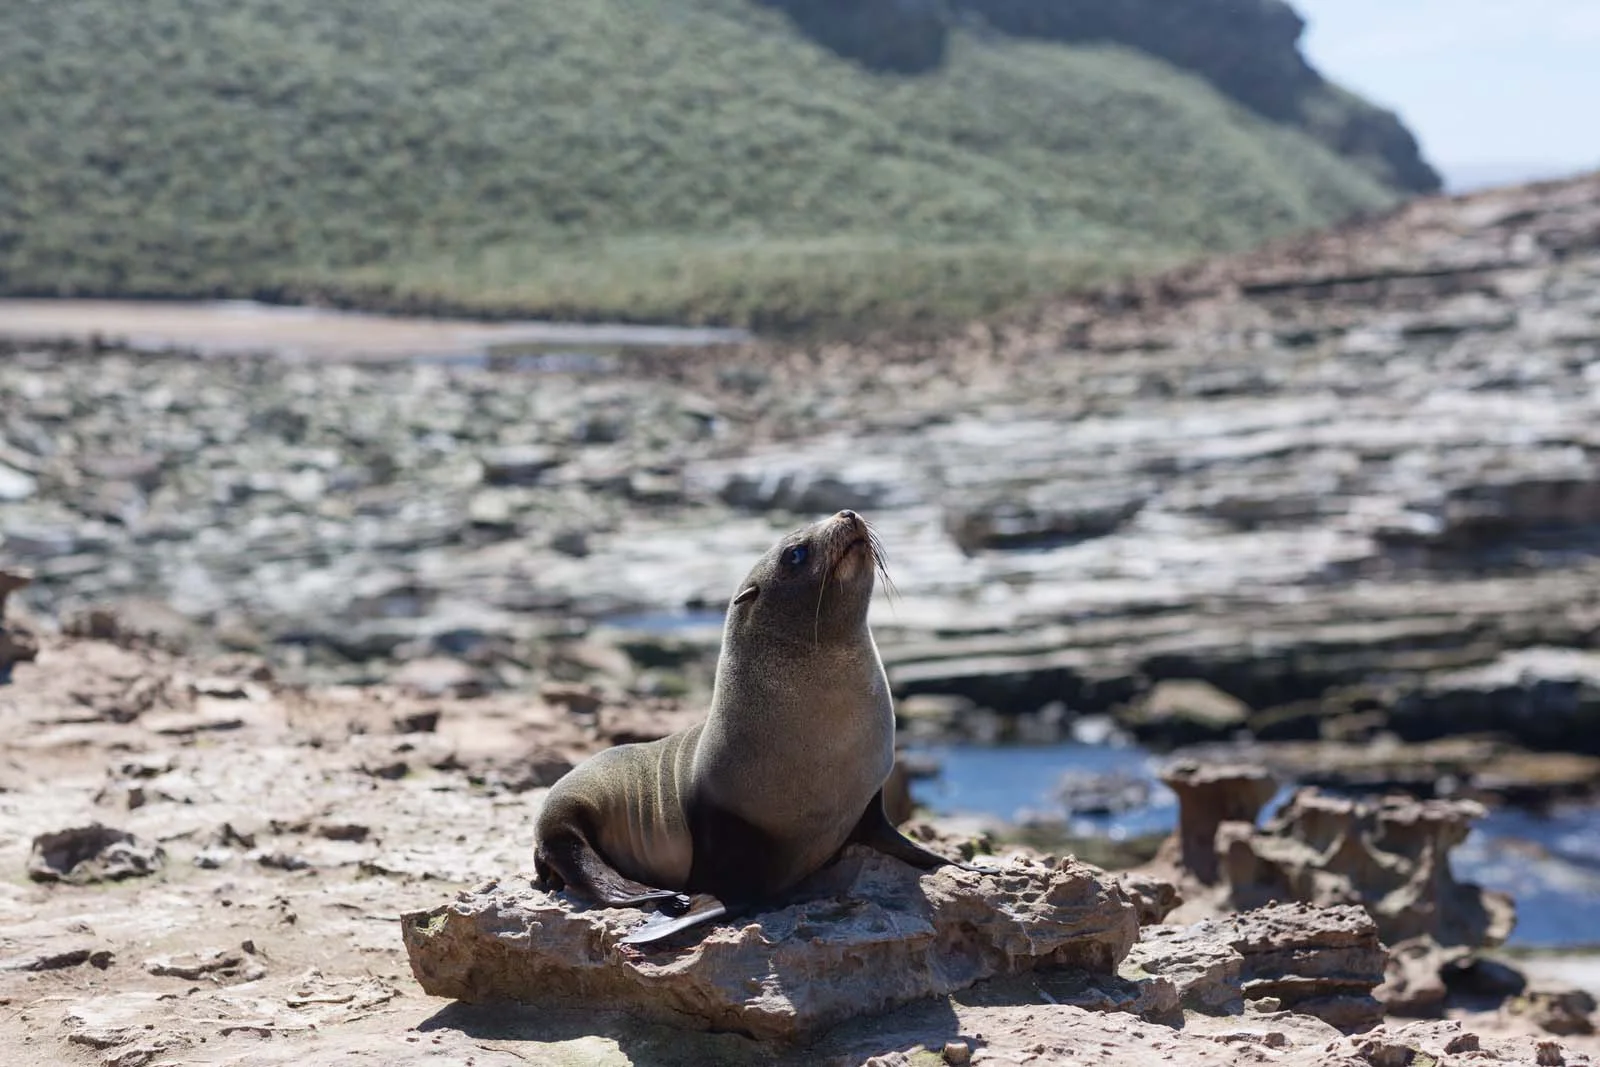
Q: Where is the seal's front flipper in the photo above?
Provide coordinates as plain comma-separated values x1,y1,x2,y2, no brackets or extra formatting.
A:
848,789,1001,875
618,897,731,947
535,829,691,913
949,858,1002,874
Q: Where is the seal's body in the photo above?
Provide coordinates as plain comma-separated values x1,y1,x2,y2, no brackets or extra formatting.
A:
534,510,963,943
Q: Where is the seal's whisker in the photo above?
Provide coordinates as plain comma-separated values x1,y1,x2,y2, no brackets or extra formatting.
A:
864,524,900,607
813,566,828,648
877,563,901,609
867,524,888,561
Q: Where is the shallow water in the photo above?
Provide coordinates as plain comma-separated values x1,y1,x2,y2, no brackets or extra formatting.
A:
909,741,1600,948
1457,806,1600,947
907,741,1179,841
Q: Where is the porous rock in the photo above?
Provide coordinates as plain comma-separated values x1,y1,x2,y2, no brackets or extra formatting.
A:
1126,902,1386,1032
1349,1020,1592,1067
402,847,1138,1042
1224,788,1516,950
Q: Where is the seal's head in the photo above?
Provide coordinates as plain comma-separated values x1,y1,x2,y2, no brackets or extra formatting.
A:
726,510,889,645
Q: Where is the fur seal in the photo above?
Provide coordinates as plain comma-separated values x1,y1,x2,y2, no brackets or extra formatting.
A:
534,509,980,944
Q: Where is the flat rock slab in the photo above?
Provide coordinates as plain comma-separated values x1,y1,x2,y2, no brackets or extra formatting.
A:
402,847,1138,1042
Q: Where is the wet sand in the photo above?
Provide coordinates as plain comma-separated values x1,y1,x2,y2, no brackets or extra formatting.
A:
0,298,752,362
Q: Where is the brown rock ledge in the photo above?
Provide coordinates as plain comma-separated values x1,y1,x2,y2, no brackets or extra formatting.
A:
402,846,1139,1042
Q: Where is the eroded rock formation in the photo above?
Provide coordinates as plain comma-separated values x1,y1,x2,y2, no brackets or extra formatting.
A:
1227,790,1516,951
1148,764,1515,954
1157,760,1279,886
1142,762,1535,1024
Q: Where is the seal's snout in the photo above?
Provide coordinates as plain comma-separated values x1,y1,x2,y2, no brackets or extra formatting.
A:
828,510,868,555
820,509,884,590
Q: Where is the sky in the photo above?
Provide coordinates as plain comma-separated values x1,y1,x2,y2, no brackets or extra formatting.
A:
1291,0,1600,190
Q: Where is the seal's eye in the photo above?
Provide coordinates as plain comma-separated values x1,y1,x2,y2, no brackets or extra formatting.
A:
784,545,809,568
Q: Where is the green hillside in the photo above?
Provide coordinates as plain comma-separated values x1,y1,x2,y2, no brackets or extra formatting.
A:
1,0,1407,331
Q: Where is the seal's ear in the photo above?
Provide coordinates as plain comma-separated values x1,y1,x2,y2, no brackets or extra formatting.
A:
731,585,758,607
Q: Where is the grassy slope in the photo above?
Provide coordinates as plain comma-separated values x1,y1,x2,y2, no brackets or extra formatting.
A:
0,0,1399,331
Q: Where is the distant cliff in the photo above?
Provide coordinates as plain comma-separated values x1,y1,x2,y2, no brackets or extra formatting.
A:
762,0,1441,194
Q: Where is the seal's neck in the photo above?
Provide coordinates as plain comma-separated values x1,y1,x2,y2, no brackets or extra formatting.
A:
708,626,886,724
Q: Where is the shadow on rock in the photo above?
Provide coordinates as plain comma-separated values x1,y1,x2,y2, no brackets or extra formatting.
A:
415,1000,803,1066
418,996,979,1067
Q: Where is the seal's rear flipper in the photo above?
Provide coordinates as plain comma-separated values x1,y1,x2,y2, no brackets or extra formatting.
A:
535,829,691,914
618,898,731,947
849,789,1000,875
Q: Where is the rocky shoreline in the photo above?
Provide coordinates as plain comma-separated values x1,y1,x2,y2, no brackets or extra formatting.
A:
5,174,1599,789
3,605,1597,1064
3,169,1600,1062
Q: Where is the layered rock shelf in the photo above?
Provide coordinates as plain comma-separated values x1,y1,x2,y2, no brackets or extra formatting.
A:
1127,902,1387,1031
4,175,1599,761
